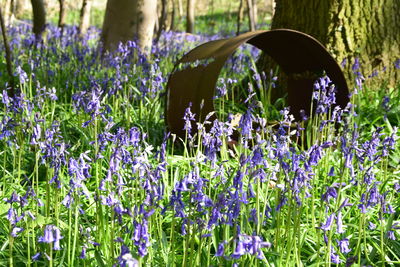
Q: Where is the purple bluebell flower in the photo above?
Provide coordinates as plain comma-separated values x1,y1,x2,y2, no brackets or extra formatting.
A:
336,211,345,234
251,147,264,167
215,78,227,98
239,108,254,140
118,245,139,267
15,65,28,84
339,198,352,210
215,241,227,257
38,225,63,250
11,227,24,237
7,207,24,225
322,186,337,203
249,208,258,224
331,250,341,264
368,221,376,230
38,225,55,243
231,239,245,259
247,235,271,259
308,144,323,167
320,214,335,231
394,59,400,69
387,230,396,240
32,252,41,261
53,227,62,250
132,220,151,257
337,238,351,254
328,167,335,176
183,103,196,135
79,246,87,259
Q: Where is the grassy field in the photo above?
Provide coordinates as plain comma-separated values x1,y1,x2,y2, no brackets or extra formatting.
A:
0,6,399,267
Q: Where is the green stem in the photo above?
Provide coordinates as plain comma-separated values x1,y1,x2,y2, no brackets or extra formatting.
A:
71,200,80,266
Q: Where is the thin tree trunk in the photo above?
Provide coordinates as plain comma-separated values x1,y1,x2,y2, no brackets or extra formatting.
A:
3,0,12,26
135,0,157,54
186,0,195,33
177,0,183,18
246,0,256,31
58,0,66,36
236,0,244,35
170,0,176,31
30,0,46,40
155,0,168,42
14,0,28,19
0,5,15,97
79,0,92,35
252,0,258,24
154,2,159,35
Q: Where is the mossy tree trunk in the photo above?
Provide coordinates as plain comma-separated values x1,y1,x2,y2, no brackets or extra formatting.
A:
260,0,400,97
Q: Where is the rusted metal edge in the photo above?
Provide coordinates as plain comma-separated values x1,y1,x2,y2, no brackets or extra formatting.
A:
165,29,350,138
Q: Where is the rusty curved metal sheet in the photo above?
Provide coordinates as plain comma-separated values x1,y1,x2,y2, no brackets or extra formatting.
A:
166,29,350,137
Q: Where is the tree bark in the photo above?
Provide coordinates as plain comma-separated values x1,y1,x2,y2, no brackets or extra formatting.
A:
236,0,244,35
14,0,29,19
246,0,256,31
0,5,15,96
134,0,157,54
252,0,258,25
261,0,400,90
186,0,195,33
101,0,136,52
177,0,183,18
170,0,176,31
3,0,12,26
79,0,92,35
101,0,157,54
58,0,66,36
30,0,46,40
155,0,167,42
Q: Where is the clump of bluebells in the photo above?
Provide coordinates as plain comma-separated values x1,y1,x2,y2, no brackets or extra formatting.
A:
0,23,399,267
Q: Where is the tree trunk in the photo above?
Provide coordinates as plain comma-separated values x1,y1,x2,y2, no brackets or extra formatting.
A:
170,0,176,31
155,0,168,42
58,0,66,35
101,0,157,54
101,0,136,52
261,0,400,91
236,0,244,35
246,0,256,31
0,5,15,96
186,0,195,33
134,0,157,54
3,0,12,26
252,0,258,25
79,0,92,35
177,0,183,18
30,0,46,40
15,0,29,19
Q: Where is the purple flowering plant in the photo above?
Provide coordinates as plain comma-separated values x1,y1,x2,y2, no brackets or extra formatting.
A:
0,17,399,267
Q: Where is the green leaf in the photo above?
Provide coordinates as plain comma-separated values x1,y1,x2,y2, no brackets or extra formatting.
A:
94,250,106,267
